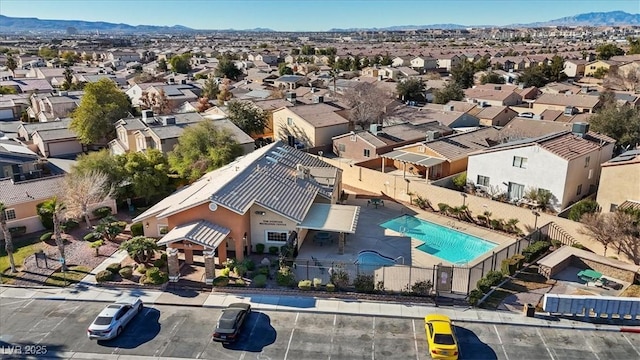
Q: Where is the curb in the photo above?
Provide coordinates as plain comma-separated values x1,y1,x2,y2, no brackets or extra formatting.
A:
620,327,640,333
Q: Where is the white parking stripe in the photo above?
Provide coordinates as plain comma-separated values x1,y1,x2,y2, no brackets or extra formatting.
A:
239,311,261,360
493,324,510,360
535,328,555,360
283,312,299,360
622,333,640,357
371,317,376,360
585,336,601,360
154,315,186,357
36,305,79,344
328,314,337,360
412,319,420,360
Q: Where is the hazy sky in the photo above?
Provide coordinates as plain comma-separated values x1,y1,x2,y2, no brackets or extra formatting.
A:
1,0,638,31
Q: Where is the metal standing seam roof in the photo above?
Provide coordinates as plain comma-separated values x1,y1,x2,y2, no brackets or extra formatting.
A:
157,220,230,248
381,150,446,167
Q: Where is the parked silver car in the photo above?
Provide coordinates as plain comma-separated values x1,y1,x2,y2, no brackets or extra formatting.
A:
87,297,143,340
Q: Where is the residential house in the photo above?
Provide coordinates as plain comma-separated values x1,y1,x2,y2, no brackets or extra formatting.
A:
31,127,84,158
272,103,349,152
464,86,523,107
0,94,30,121
132,141,359,280
532,93,601,114
596,150,640,213
540,82,583,95
331,121,452,162
410,55,438,72
475,105,518,127
17,118,72,142
379,127,501,181
127,83,200,111
392,56,412,67
466,125,615,211
273,75,308,90
434,54,461,71
584,60,619,77
27,91,82,122
563,59,588,78
390,104,480,129
0,79,53,94
0,140,42,181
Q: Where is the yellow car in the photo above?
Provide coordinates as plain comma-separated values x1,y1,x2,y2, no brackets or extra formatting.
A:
425,314,459,359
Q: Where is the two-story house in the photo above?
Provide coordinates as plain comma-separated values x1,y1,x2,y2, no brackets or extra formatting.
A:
466,124,615,211
595,150,640,213
272,103,349,152
532,93,601,114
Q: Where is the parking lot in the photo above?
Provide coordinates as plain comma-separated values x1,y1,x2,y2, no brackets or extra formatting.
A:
0,298,639,359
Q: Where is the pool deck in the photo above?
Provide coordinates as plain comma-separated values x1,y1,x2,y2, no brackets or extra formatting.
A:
297,197,516,270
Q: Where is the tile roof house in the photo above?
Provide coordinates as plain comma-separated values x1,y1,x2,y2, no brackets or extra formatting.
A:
532,93,601,114
389,104,480,129
464,86,523,107
272,103,349,152
0,79,54,94
27,91,83,122
132,141,360,280
595,149,640,214
466,124,615,211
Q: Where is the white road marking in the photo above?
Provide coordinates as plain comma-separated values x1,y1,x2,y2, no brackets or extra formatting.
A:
283,312,299,360
328,314,337,360
412,319,420,360
371,317,376,360
155,315,187,357
622,333,640,357
536,328,555,360
239,311,261,360
493,324,509,360
0,299,31,306
584,336,601,360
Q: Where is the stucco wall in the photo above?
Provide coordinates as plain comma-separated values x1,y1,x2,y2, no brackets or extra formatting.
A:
249,204,298,251
597,162,640,213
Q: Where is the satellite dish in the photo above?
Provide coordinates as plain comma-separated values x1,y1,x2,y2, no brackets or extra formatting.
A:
208,202,218,212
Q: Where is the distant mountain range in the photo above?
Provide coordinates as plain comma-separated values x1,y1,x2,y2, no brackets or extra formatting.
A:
0,11,638,34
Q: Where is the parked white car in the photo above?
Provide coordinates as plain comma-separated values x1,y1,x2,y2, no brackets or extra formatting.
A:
87,297,143,340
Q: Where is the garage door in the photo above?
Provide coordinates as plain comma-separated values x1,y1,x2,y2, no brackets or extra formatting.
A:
0,109,14,120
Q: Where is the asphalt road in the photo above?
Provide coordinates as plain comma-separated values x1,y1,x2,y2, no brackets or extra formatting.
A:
0,298,639,359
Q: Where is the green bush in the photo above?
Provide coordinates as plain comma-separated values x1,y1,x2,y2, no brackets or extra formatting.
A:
437,203,450,213
95,270,113,282
571,243,588,250
477,270,504,293
83,232,97,241
119,267,133,279
280,244,294,258
253,274,267,288
468,289,484,306
61,220,79,232
568,199,600,221
130,222,144,236
221,268,231,277
476,277,493,293
40,232,53,241
452,172,467,189
8,226,26,237
326,283,336,292
153,258,166,269
501,257,520,276
136,264,147,274
276,266,296,287
298,279,312,290
330,265,350,290
92,206,112,219
225,258,237,270
234,279,246,286
313,278,323,288
36,202,54,230
144,266,168,284
106,263,121,273
243,259,255,271
353,274,375,293
522,240,551,263
256,243,265,254
268,246,279,255
235,264,247,278
512,254,525,269
411,280,433,295
212,276,229,287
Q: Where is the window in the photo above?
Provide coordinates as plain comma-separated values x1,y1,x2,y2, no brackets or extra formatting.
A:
512,156,527,168
3,208,16,221
287,117,293,126
338,144,345,152
576,184,582,196
588,169,593,180
585,156,590,168
266,230,288,243
508,182,525,200
363,149,370,158
477,175,490,187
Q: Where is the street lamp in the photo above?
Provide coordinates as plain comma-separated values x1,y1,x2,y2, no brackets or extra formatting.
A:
461,193,468,207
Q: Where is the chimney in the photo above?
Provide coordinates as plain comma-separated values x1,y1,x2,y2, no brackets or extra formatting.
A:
370,123,382,136
572,122,589,138
162,116,176,126
426,130,440,142
313,95,324,104
141,110,154,123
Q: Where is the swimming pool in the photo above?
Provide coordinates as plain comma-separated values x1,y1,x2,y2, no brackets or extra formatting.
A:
355,250,396,272
380,215,497,264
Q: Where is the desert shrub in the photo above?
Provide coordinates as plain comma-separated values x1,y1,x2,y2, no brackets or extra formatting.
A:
485,270,504,285
329,265,350,290
153,258,166,269
276,266,296,287
256,243,265,254
144,266,168,284
221,267,231,277
298,279,312,290
119,267,133,279
411,280,433,295
522,240,551,263
437,203,451,214
83,232,96,241
568,199,600,221
235,264,247,278
106,263,121,273
501,255,524,276
326,283,336,292
95,270,113,282
242,259,255,271
490,219,504,231
61,220,79,232
452,172,467,189
92,206,112,219
130,222,144,236
212,276,230,287
136,264,147,274
234,279,246,286
253,274,267,288
313,278,323,288
40,232,53,242
468,289,484,306
268,246,279,255
353,274,375,293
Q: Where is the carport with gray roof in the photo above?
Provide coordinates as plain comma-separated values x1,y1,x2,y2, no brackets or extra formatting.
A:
381,150,445,167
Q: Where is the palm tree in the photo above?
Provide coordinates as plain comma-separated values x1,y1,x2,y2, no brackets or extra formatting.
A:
40,197,67,270
0,202,17,273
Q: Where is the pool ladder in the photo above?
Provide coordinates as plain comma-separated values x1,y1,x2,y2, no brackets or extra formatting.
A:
395,256,405,265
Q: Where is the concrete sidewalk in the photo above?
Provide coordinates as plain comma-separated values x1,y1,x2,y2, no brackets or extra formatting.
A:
1,283,636,333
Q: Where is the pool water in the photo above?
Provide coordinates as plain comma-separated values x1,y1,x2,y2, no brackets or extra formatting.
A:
380,215,497,264
355,250,396,272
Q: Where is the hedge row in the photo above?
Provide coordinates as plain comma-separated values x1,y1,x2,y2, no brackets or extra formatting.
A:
468,270,504,306
522,240,551,263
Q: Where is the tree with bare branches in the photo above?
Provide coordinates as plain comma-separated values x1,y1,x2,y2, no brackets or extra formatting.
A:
579,213,616,257
63,170,114,229
580,210,640,264
140,88,172,115
0,202,16,273
341,82,389,128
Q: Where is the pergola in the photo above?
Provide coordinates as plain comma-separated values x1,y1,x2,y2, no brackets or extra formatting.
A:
380,150,446,180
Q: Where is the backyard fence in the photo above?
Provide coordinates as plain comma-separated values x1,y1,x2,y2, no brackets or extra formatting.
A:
289,222,566,296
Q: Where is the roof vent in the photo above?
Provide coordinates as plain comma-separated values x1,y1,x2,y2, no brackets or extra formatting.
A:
572,122,589,138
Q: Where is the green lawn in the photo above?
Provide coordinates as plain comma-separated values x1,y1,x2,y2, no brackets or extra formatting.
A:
0,235,44,279
45,265,92,287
